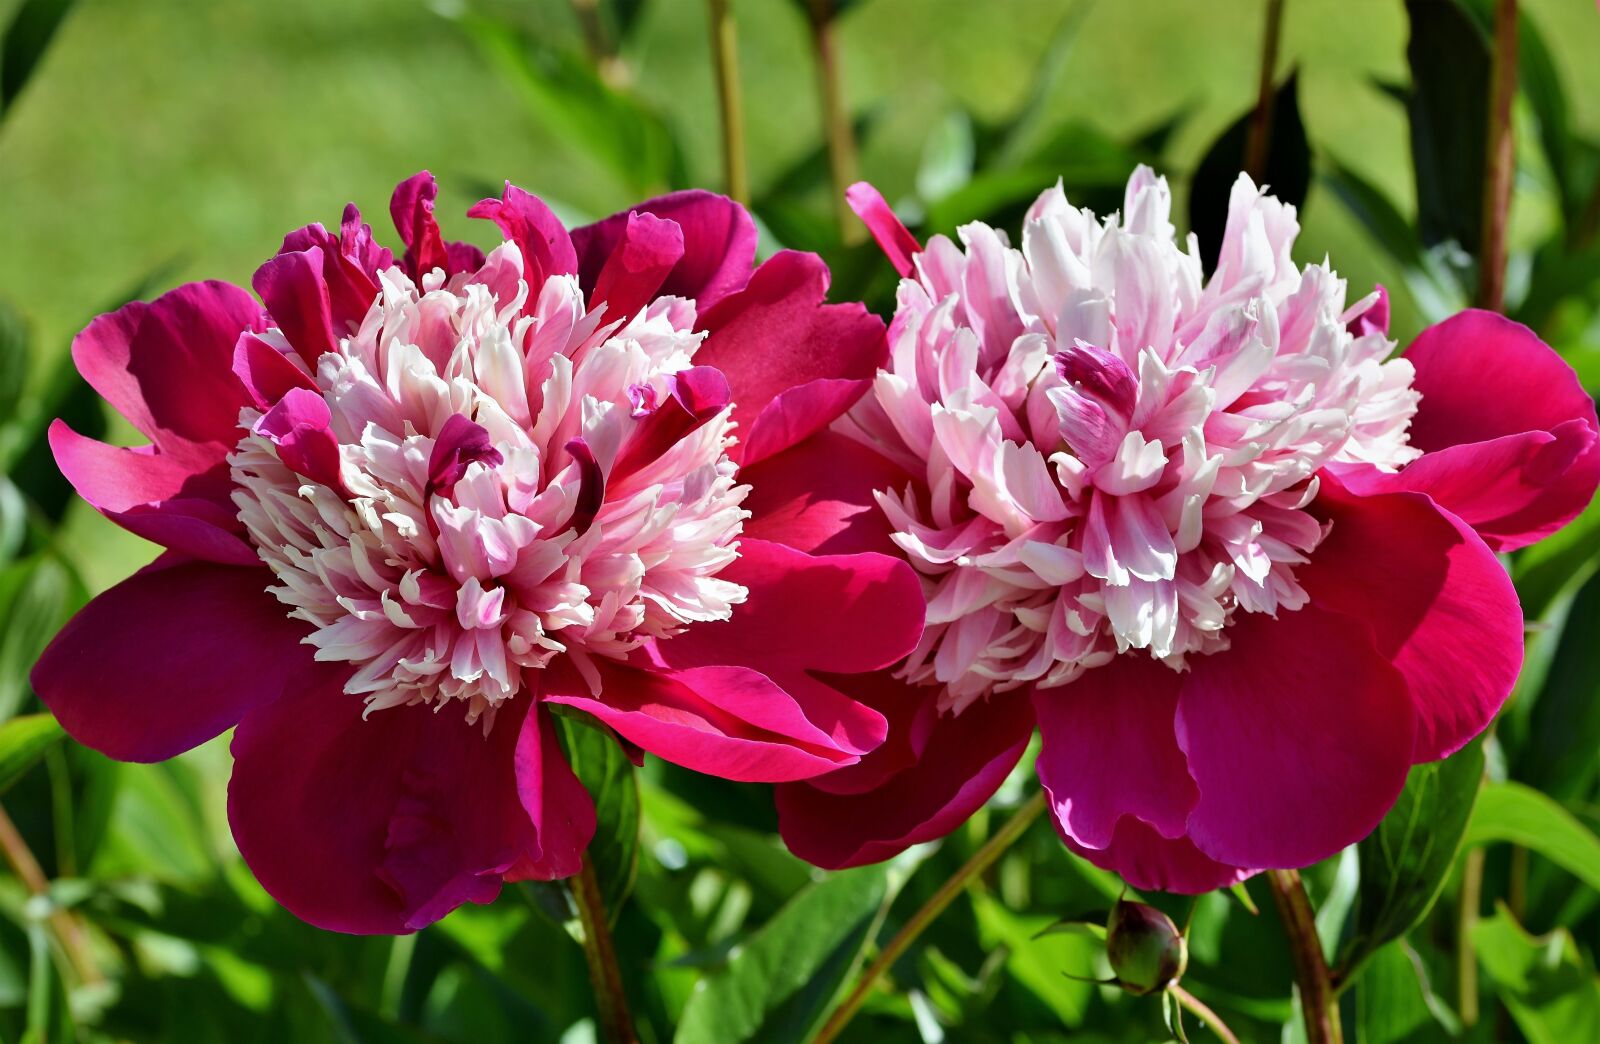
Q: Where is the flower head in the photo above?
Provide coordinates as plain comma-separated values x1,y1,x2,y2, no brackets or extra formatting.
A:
766,169,1600,889
33,174,921,932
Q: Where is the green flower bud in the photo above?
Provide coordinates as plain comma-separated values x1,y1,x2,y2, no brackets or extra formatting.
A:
1105,898,1187,995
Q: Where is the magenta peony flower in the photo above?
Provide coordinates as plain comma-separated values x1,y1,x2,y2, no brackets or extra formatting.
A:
32,172,922,932
762,169,1600,891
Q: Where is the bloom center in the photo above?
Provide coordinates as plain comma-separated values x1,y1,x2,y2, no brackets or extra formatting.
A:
855,169,1421,711
230,244,749,724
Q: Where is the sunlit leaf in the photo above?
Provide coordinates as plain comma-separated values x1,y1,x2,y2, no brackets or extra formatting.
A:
1355,941,1457,1043
0,714,62,797
674,864,890,1044
1465,781,1600,894
1473,903,1600,1044
1338,738,1483,980
556,714,640,925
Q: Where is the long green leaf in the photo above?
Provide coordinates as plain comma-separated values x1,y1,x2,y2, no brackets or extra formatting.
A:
555,713,640,925
1403,0,1489,256
1472,903,1600,1044
1338,738,1483,979
0,714,63,797
0,0,76,118
673,864,891,1044
1465,782,1600,893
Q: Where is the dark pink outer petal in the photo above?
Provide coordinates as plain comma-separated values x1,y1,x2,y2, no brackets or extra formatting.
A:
545,661,878,783
1302,477,1523,761
252,246,337,365
694,251,887,465
741,431,909,558
504,702,595,882
589,211,685,326
654,538,924,677
390,171,451,280
1058,818,1250,895
570,190,756,309
1033,656,1198,851
775,684,1034,869
234,333,317,410
1176,606,1416,869
229,660,546,934
48,422,257,565
72,280,262,450
1382,309,1600,550
468,182,580,290
846,182,920,277
32,558,306,762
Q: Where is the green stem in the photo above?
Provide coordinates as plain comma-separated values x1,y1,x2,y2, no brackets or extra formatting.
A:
1266,868,1342,1044
572,858,637,1044
1458,846,1485,1028
1475,0,1518,311
1171,984,1243,1044
807,0,862,244
814,792,1047,1044
706,0,749,204
1243,0,1287,181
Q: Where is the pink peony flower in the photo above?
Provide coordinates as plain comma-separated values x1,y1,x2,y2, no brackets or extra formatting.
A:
762,169,1600,890
32,172,922,932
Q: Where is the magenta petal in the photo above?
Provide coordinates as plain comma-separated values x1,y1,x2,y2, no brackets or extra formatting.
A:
846,182,920,277
233,333,317,410
1395,308,1600,549
72,280,262,449
33,559,305,762
49,421,256,564
590,211,686,325
468,182,579,289
741,378,874,467
505,702,594,882
1346,283,1389,337
571,190,756,309
1058,818,1251,895
610,366,731,487
741,431,910,557
390,171,451,279
545,662,871,782
255,388,346,493
695,250,887,463
1302,477,1522,762
775,686,1034,869
252,246,337,366
1033,657,1198,850
426,413,504,499
654,537,925,676
277,205,391,326
229,660,539,934
1176,606,1415,869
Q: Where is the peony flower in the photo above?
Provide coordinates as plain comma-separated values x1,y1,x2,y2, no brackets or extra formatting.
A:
32,172,922,932
760,168,1600,891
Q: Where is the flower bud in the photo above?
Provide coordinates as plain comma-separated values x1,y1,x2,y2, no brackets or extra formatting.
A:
1105,898,1187,995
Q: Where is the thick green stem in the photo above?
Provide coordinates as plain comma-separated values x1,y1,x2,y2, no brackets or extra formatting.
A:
807,0,862,244
1171,984,1243,1044
1243,0,1287,180
1267,868,1342,1044
814,792,1047,1044
572,858,637,1044
706,0,749,204
1476,0,1518,311
1458,846,1485,1027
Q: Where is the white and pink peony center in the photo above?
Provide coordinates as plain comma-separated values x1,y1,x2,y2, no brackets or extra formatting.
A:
229,242,749,725
848,168,1422,713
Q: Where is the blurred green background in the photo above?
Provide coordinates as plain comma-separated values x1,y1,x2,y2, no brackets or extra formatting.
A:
1,0,1599,1041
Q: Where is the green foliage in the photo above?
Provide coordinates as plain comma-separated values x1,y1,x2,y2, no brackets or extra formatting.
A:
1339,738,1484,980
1,0,1600,1040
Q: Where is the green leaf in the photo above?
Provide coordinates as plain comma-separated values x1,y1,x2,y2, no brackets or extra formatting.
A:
0,714,63,797
0,298,26,427
0,0,75,118
1188,72,1310,272
1464,781,1600,894
1319,160,1466,321
555,714,640,924
1515,567,1600,801
673,864,891,1044
1355,941,1457,1043
0,554,82,720
916,109,976,204
1472,903,1600,1044
455,12,682,196
1516,11,1576,226
1338,738,1483,979
1403,0,1489,257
